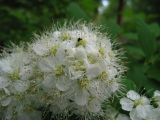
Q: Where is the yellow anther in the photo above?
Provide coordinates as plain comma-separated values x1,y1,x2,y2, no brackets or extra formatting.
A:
99,47,105,57
50,45,58,56
76,38,87,47
134,98,145,107
9,69,20,80
54,65,64,77
134,99,141,107
78,77,89,89
74,60,86,71
97,71,108,81
87,54,97,64
60,32,71,41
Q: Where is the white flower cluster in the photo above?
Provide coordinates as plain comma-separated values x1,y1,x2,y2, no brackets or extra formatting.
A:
120,90,160,120
0,23,125,119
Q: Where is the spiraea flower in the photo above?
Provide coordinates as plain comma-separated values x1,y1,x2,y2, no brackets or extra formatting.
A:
129,105,159,120
120,90,150,111
0,22,126,119
31,23,125,114
153,90,160,107
120,90,160,120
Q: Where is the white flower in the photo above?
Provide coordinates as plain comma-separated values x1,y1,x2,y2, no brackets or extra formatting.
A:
120,90,150,111
0,76,9,89
32,23,125,114
130,105,159,120
0,97,12,107
0,53,32,94
153,90,160,107
0,22,126,118
38,56,71,91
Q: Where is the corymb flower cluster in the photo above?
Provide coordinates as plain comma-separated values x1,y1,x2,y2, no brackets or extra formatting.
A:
0,23,125,119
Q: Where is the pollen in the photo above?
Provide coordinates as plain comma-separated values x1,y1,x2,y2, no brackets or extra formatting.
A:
97,71,108,81
49,45,58,56
54,65,64,77
9,69,20,80
78,77,89,89
134,99,141,107
60,32,71,41
74,60,86,71
99,47,105,57
87,54,97,64
76,38,87,47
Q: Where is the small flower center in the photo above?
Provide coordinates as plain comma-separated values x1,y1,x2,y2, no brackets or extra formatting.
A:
78,77,89,89
134,98,144,107
97,71,108,81
99,47,105,57
9,69,20,80
73,59,86,71
49,45,58,56
53,90,63,97
54,65,65,77
60,32,71,41
76,38,87,47
87,54,97,64
88,96,95,103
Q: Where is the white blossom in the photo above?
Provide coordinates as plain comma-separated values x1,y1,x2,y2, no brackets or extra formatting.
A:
130,105,159,120
153,90,160,107
120,90,150,111
0,22,126,119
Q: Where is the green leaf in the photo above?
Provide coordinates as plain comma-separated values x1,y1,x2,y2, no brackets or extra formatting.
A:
122,78,137,90
124,33,138,41
67,2,89,20
102,19,122,39
149,23,160,38
136,19,157,58
125,45,145,60
127,64,160,90
147,65,160,82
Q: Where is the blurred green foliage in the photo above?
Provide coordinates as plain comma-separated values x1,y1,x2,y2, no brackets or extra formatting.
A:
0,0,160,96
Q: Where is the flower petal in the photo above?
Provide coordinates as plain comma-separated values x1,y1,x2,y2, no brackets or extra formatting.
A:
154,90,160,97
13,81,29,93
87,98,101,113
120,97,134,111
1,97,11,106
117,114,130,120
74,89,89,106
0,77,9,88
56,77,71,91
127,90,140,100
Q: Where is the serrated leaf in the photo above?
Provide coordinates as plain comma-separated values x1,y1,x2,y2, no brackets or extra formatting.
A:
125,46,145,60
127,64,160,90
122,78,137,90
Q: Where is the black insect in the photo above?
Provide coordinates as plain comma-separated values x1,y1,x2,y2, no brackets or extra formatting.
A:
78,38,82,42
